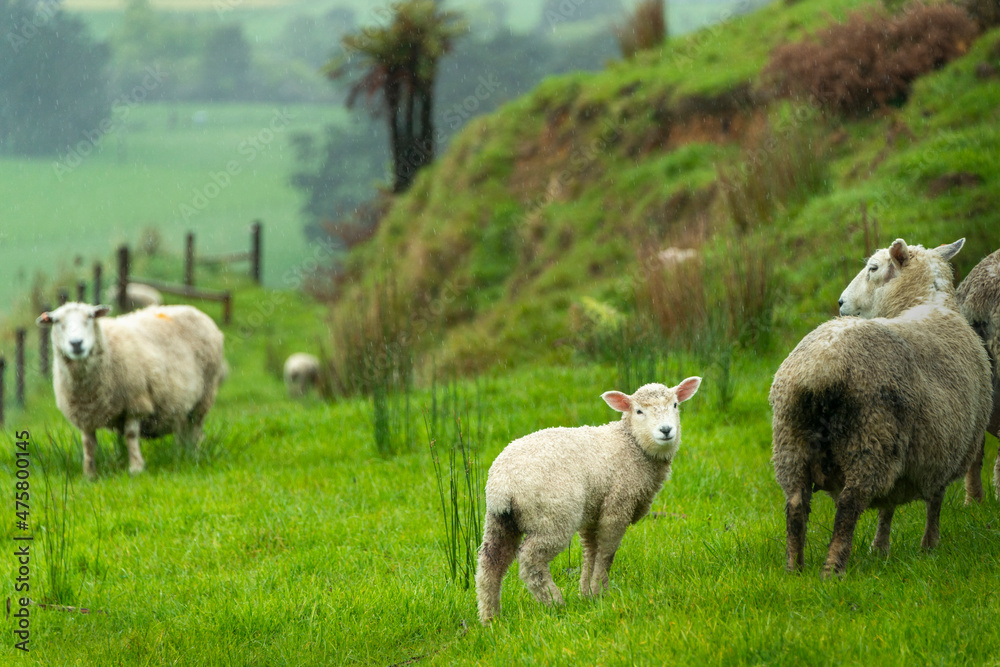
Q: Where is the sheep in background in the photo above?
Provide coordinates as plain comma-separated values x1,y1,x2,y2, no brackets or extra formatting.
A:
771,238,991,577
476,377,702,624
284,353,321,398
37,302,226,478
956,248,1000,496
105,282,163,311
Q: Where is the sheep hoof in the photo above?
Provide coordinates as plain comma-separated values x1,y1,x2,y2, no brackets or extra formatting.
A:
128,465,145,476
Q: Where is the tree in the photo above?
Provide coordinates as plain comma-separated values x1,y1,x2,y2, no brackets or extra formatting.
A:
325,0,465,193
0,0,110,155
200,24,252,101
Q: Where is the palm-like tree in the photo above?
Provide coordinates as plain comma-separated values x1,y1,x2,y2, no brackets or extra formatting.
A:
326,1,465,193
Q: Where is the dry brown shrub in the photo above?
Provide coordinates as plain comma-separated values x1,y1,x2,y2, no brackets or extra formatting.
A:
765,4,977,117
615,0,667,59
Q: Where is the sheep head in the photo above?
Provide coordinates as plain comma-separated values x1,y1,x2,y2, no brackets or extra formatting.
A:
602,377,701,459
37,303,111,362
839,238,963,319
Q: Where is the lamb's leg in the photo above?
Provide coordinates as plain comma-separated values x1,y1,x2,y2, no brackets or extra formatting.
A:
579,530,598,597
81,431,98,480
822,485,869,578
784,486,812,571
965,435,985,505
518,534,565,607
871,506,894,555
124,418,145,475
921,489,946,550
475,511,521,624
589,518,628,596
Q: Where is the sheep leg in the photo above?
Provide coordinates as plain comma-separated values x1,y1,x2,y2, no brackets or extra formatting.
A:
871,506,894,555
965,435,985,505
475,511,521,624
517,534,565,607
589,519,628,596
921,489,945,550
81,431,98,480
579,530,598,597
124,418,145,475
784,486,812,571
822,486,868,578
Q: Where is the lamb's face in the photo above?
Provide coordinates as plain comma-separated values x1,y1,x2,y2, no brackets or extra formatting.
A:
839,247,897,318
37,303,110,362
603,378,702,457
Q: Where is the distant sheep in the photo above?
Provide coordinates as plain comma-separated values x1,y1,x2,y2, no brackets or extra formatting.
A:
476,377,702,624
105,283,163,311
956,248,1000,495
284,353,320,398
770,238,991,577
37,302,226,478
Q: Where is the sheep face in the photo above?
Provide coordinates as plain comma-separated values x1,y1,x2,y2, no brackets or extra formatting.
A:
603,377,701,458
839,238,964,317
36,303,111,362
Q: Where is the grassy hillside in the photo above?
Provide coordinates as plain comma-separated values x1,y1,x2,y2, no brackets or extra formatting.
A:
331,0,1000,372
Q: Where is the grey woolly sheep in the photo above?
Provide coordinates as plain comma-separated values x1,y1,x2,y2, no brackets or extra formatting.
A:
37,302,226,478
105,282,163,311
284,353,320,398
956,248,1000,496
475,377,702,624
771,238,991,577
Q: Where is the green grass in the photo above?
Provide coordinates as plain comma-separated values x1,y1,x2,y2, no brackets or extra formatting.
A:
0,103,349,321
3,282,1000,663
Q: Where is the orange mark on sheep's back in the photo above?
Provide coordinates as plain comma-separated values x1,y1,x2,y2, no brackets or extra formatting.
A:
156,313,171,319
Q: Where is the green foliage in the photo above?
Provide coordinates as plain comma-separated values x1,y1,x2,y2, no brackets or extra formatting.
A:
0,0,111,155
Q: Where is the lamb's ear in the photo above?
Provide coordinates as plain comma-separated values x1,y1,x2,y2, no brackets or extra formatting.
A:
36,312,54,327
93,305,111,318
602,391,632,412
889,239,910,267
935,238,964,262
675,377,702,403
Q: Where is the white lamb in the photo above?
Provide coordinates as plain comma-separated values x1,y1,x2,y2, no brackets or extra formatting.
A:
283,353,321,398
37,302,226,478
475,377,702,624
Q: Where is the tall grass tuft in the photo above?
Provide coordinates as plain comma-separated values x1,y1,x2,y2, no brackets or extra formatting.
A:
426,375,485,589
616,0,667,59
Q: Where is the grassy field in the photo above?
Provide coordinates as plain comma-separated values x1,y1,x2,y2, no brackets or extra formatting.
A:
2,278,1000,664
0,103,351,322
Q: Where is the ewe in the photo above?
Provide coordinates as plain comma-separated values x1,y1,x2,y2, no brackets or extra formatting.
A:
476,377,702,624
770,239,991,577
956,248,1000,496
38,302,226,478
283,353,321,398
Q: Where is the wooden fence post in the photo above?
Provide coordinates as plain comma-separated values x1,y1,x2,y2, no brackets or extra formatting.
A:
58,289,68,306
15,328,25,407
76,280,87,302
39,303,51,378
250,221,261,284
185,232,195,287
0,357,5,427
93,263,103,305
222,292,232,325
117,245,130,314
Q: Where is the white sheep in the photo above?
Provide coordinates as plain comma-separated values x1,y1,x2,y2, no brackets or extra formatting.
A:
37,302,226,478
105,282,163,311
283,353,321,398
771,238,992,577
956,248,1000,496
475,377,702,624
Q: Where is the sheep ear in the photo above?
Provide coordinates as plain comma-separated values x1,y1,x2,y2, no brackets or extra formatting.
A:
889,239,909,266
36,312,54,327
602,391,632,412
935,238,964,262
93,305,111,318
675,377,702,403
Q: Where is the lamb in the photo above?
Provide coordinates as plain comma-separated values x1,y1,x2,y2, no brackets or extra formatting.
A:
283,353,321,398
770,238,992,577
475,377,702,624
956,248,1000,495
105,282,163,311
37,302,226,478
